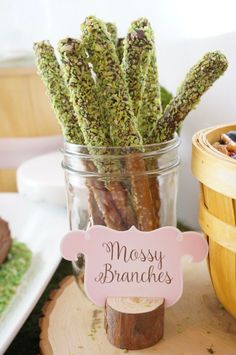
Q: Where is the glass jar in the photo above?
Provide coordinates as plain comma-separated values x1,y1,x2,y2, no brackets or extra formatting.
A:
62,135,180,290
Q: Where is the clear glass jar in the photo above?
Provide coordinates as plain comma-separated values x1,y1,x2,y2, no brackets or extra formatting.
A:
62,135,180,290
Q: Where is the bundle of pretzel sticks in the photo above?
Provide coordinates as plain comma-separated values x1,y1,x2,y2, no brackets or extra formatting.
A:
34,16,228,231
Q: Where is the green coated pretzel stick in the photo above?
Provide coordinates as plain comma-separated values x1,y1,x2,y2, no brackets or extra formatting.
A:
58,38,137,229
139,50,162,144
33,40,108,228
81,18,158,230
138,48,162,224
81,16,142,147
58,38,109,149
33,40,83,144
122,19,161,228
58,38,125,230
156,51,228,142
122,18,154,119
117,37,124,63
106,22,118,45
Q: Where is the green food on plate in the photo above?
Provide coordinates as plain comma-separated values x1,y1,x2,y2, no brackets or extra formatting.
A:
0,241,32,316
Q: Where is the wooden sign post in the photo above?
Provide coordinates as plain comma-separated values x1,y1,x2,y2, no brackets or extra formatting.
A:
61,226,208,350
105,296,164,350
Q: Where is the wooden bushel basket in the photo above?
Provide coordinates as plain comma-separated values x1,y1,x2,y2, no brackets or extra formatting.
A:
0,67,60,192
192,124,236,318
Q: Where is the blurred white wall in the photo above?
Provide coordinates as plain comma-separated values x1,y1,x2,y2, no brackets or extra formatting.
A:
1,0,236,51
0,0,181,53
159,33,236,229
1,0,236,228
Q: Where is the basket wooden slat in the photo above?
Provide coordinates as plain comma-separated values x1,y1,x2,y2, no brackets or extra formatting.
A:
199,199,236,251
0,66,60,192
192,124,236,318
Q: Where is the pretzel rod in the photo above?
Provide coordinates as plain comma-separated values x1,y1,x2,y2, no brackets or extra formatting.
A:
34,40,122,229
142,48,162,225
84,160,127,230
156,51,228,142
33,41,83,144
122,18,153,119
81,16,141,147
125,153,159,231
117,37,124,63
87,178,125,230
146,51,227,226
106,22,118,46
58,38,136,229
88,190,105,225
81,17,159,230
123,19,162,225
34,41,101,223
140,62,172,226
139,50,162,144
84,160,135,229
34,19,229,236
122,18,162,226
148,173,161,226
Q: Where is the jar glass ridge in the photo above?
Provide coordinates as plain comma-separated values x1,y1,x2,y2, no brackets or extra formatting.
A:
62,135,180,289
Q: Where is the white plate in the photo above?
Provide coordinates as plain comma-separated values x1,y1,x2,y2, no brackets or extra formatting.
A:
16,151,66,206
16,151,88,208
0,193,68,355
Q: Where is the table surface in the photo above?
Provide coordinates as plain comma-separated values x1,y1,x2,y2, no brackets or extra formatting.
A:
39,260,236,355
5,223,235,355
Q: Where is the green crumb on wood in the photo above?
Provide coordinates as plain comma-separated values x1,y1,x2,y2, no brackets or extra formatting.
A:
206,345,215,354
176,323,183,334
0,240,31,316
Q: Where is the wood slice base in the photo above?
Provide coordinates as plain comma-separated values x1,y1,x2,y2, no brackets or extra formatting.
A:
105,297,164,350
39,260,236,355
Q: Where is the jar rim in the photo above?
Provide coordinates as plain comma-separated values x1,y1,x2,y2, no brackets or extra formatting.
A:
63,133,180,159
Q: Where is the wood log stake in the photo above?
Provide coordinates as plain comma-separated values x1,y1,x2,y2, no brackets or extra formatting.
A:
104,297,164,350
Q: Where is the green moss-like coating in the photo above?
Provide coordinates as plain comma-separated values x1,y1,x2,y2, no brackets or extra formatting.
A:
156,51,228,142
127,18,162,144
58,38,121,176
58,38,138,230
0,241,31,316
33,40,84,144
138,49,162,144
160,86,173,111
117,37,124,63
58,38,109,149
122,18,153,119
81,16,142,147
106,22,118,46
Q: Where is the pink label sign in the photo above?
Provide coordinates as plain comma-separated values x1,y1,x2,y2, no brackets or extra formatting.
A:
60,226,208,307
